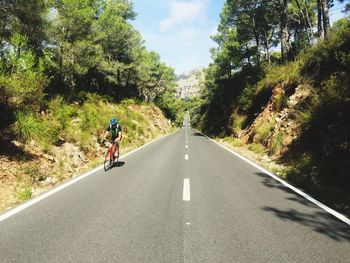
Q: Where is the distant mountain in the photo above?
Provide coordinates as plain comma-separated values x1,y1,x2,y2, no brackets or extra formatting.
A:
175,68,205,99
176,67,205,81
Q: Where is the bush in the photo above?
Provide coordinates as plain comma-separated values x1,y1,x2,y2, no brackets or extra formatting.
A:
224,137,244,147
270,131,284,155
0,34,48,112
231,114,246,135
48,96,77,130
248,143,266,154
17,186,32,201
15,112,45,141
253,116,276,145
238,84,256,113
257,60,303,94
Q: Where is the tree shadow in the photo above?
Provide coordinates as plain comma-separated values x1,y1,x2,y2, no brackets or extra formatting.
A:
0,136,36,161
254,172,306,200
255,172,350,241
262,206,350,242
192,132,207,137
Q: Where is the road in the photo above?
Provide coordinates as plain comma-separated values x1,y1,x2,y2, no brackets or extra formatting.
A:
1,117,350,262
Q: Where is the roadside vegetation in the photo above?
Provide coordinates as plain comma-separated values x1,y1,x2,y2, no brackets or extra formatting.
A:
192,0,350,217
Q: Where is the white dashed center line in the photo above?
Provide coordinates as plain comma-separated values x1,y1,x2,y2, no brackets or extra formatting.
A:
183,179,190,201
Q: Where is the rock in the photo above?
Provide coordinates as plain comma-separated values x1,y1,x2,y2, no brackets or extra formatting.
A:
43,154,55,162
12,140,23,147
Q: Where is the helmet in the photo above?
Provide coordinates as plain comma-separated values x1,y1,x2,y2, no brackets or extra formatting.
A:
110,118,119,125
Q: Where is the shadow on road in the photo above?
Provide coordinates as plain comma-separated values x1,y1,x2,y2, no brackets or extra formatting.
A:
192,132,207,137
255,172,350,241
105,161,125,172
262,206,350,241
255,172,315,208
114,161,125,167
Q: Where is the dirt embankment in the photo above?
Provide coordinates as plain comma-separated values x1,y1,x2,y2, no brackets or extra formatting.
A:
240,82,314,157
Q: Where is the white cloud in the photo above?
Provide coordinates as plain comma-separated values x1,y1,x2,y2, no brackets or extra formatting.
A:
160,0,206,31
179,27,197,41
141,28,214,74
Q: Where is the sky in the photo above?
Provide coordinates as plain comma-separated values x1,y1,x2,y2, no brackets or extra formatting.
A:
131,0,225,75
131,0,348,75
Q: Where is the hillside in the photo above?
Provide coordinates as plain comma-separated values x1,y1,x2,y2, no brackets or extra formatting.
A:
0,98,174,212
194,19,350,217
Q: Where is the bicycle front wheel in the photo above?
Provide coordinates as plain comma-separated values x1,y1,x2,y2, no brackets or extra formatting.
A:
104,149,113,171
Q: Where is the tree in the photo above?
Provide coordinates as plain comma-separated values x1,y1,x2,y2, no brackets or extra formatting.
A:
0,0,48,55
0,34,48,113
321,0,331,38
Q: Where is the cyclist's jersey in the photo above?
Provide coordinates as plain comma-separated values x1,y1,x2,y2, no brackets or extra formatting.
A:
106,124,122,140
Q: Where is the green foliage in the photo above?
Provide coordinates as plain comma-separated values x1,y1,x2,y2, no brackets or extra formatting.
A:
0,34,48,111
155,89,186,126
275,92,288,111
224,137,244,147
302,18,350,82
35,0,176,104
17,186,32,201
257,61,303,94
15,112,46,141
48,96,77,130
270,131,284,155
285,153,316,187
237,84,256,113
0,0,48,54
231,114,246,135
15,111,61,149
248,143,266,154
253,116,276,145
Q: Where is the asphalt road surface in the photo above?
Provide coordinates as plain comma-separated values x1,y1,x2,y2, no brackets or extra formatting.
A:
1,117,350,262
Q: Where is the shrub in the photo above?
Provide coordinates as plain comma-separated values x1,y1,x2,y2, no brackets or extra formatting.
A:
48,96,77,130
17,186,32,201
270,131,284,155
253,116,276,145
224,137,244,147
231,114,246,135
0,34,48,112
238,84,256,113
257,60,303,94
15,112,45,141
275,92,288,111
248,143,266,154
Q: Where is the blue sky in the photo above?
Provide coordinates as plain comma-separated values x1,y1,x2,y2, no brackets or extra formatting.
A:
131,0,348,75
131,0,225,74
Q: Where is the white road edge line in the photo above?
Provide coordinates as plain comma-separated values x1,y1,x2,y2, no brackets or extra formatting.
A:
183,178,191,201
185,154,189,160
194,129,350,226
0,130,180,223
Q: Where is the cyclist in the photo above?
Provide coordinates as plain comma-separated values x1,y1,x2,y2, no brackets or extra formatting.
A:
102,118,122,160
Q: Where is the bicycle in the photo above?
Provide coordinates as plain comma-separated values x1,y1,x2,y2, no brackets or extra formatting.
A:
103,139,119,171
